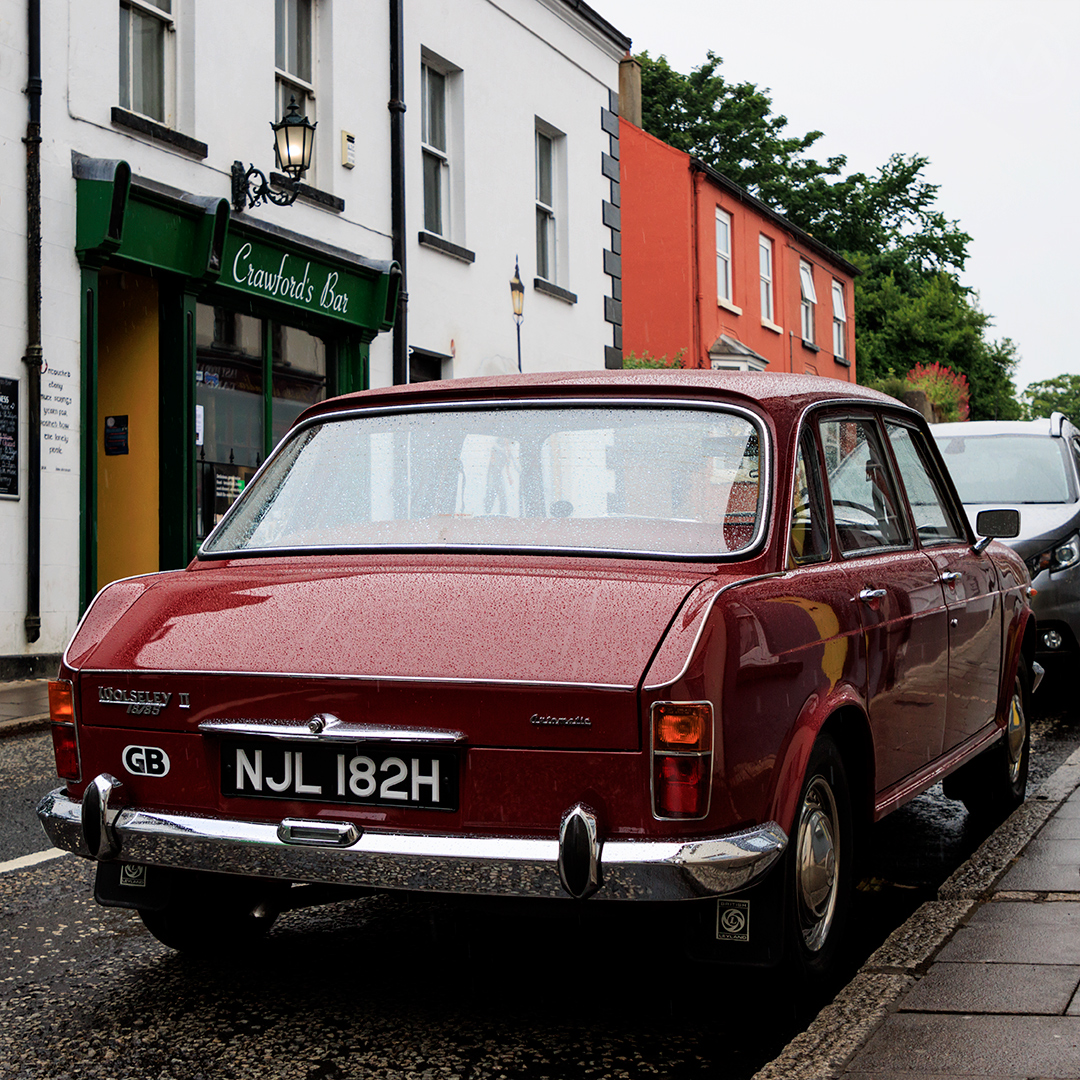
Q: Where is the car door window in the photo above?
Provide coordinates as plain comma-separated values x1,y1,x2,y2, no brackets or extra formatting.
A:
886,423,968,545
820,417,911,554
789,429,830,566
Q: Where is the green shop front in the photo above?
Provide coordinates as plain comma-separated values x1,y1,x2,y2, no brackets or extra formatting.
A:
74,157,399,611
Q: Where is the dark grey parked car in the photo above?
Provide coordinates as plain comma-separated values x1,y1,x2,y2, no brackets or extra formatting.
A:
934,413,1080,668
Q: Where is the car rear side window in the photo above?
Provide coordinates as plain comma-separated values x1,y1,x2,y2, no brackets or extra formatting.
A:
820,417,911,554
886,423,967,545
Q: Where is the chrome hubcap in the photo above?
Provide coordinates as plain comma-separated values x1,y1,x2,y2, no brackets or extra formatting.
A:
796,775,839,953
1006,679,1027,784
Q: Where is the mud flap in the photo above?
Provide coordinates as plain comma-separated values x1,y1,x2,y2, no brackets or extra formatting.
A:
682,861,787,967
94,861,175,912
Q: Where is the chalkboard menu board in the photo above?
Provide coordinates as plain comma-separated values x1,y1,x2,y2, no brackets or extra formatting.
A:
0,376,17,499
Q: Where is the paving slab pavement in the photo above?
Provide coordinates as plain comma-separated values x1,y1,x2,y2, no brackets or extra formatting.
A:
0,678,50,736
755,749,1080,1080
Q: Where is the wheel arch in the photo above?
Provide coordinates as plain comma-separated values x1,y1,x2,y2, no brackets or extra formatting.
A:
766,692,875,842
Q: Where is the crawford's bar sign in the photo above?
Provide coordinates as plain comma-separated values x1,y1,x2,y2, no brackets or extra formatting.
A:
226,238,360,319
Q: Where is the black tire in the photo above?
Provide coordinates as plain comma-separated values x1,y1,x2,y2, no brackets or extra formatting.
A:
942,657,1030,820
787,733,853,985
138,874,282,953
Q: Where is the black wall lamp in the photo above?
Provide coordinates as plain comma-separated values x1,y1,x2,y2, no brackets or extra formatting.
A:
231,96,317,212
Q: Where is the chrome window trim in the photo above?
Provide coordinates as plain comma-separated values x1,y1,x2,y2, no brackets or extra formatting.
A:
198,397,772,563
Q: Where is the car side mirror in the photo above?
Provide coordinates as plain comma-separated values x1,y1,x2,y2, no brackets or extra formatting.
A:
973,508,1021,552
976,508,1021,539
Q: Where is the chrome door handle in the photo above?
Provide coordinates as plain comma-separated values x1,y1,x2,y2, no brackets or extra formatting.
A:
940,571,961,584
857,589,887,602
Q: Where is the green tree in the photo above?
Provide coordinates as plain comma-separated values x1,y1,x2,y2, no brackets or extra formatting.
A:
1022,375,1080,423
636,51,1021,419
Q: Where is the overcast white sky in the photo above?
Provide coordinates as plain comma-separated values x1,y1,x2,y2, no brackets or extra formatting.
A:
595,0,1080,394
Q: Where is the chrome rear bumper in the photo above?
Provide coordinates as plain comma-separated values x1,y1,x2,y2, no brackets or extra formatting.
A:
37,783,787,903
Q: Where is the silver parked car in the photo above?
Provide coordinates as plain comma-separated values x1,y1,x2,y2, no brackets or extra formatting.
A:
934,413,1080,667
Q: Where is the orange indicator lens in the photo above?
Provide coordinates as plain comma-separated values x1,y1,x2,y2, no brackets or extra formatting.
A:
653,702,711,751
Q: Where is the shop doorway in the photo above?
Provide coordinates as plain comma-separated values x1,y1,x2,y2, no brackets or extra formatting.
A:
96,270,160,590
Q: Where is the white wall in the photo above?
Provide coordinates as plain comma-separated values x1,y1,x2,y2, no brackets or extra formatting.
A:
395,0,622,384
0,0,625,659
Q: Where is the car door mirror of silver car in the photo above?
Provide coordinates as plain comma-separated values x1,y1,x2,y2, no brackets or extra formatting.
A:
974,508,1021,551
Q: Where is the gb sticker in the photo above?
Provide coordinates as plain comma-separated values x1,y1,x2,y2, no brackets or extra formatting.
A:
122,745,171,777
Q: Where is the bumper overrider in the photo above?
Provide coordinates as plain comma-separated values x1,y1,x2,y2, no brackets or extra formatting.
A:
37,774,788,903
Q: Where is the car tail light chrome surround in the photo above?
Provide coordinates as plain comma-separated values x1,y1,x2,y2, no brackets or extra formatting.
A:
651,701,713,820
48,679,81,782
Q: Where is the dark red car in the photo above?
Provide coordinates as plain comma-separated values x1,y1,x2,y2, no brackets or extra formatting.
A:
39,371,1035,981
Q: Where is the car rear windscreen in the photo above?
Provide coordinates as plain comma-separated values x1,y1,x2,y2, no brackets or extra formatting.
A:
201,404,765,558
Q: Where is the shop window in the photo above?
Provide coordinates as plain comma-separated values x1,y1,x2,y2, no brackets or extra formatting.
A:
275,0,316,175
119,0,175,124
195,304,325,541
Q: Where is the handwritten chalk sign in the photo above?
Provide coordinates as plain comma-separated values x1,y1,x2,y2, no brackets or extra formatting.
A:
0,376,17,499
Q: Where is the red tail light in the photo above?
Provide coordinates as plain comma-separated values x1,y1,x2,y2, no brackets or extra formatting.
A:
48,680,81,781
651,701,712,820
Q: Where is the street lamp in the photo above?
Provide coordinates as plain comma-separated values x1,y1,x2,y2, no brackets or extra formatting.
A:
231,96,317,212
510,257,524,372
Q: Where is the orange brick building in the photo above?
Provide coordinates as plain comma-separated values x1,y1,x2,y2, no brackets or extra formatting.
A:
619,121,857,379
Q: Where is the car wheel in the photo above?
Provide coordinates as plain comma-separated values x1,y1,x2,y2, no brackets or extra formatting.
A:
138,875,281,953
943,657,1030,820
788,733,852,984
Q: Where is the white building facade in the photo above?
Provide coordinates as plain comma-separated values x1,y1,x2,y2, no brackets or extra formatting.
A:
0,0,630,674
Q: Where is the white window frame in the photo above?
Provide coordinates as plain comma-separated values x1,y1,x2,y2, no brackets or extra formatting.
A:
275,0,316,176
421,60,450,237
536,129,556,281
716,208,733,305
534,120,568,285
832,281,848,360
759,235,774,325
119,0,176,126
420,51,464,244
800,261,818,344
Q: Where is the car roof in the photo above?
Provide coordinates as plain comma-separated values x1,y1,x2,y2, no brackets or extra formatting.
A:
299,370,908,427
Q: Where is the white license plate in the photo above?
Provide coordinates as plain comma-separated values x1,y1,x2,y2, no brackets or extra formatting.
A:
221,740,459,811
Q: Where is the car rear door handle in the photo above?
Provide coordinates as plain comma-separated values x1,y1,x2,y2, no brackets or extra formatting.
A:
940,571,961,584
857,588,887,603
